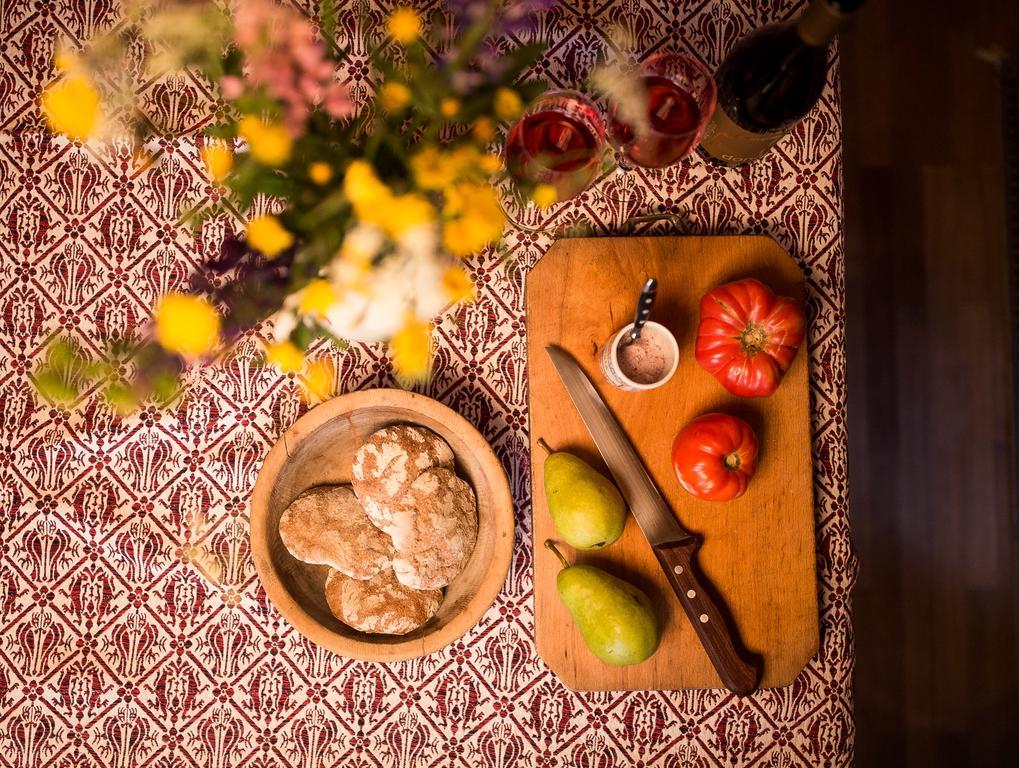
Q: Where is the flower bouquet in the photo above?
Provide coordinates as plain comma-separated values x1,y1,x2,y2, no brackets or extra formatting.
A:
36,0,553,409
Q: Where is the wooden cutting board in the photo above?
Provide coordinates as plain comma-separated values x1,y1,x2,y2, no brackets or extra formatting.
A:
526,235,818,691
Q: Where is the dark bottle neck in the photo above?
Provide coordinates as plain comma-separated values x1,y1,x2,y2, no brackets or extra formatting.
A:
796,0,850,47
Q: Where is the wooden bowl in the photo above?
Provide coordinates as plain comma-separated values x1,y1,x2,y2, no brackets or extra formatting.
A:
250,389,514,661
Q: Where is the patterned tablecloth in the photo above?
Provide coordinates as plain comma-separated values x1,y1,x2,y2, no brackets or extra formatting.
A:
0,1,856,766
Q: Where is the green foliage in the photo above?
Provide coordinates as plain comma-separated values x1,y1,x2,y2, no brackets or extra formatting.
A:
320,0,337,44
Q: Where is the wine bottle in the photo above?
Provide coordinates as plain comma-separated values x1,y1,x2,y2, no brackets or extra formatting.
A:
699,0,862,166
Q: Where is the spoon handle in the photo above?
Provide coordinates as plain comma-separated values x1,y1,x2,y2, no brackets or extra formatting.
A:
630,278,658,342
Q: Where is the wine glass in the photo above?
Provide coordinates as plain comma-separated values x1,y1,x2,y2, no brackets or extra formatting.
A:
608,52,717,169
504,89,606,204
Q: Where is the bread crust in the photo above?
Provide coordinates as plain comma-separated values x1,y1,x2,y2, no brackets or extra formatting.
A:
325,568,442,634
278,485,394,580
351,425,455,535
390,468,478,590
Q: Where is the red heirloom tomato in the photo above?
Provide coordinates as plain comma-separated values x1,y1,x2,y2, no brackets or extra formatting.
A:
672,413,758,502
695,277,805,398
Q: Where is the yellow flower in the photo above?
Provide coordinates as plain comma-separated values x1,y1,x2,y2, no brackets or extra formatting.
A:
413,145,498,189
154,293,221,360
443,184,468,218
532,183,558,209
440,97,461,118
265,341,304,374
238,115,292,166
380,82,411,113
442,220,481,257
308,162,333,185
382,194,435,236
302,357,335,401
201,143,233,182
472,117,496,144
479,153,502,175
390,316,432,384
411,146,458,190
247,215,294,257
41,73,101,141
343,160,391,209
449,144,482,170
387,7,422,44
443,266,475,304
494,88,522,121
442,183,505,256
299,279,338,318
345,160,434,236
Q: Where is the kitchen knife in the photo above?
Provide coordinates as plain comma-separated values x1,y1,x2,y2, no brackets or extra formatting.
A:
546,344,761,695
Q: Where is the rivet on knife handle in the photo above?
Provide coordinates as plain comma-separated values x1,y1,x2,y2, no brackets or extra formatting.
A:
652,539,761,695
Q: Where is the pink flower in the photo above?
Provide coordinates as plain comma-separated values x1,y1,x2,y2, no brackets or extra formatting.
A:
324,85,354,119
299,74,320,102
219,75,244,100
226,0,352,135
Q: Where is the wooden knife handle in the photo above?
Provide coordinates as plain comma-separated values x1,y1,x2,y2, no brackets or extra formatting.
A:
652,538,762,695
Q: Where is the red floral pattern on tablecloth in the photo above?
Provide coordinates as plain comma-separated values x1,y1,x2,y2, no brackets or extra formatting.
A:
0,1,855,766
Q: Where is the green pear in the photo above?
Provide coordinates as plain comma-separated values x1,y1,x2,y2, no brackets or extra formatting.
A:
546,540,660,666
540,440,626,550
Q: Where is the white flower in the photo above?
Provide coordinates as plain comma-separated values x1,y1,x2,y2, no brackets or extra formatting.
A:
343,224,386,261
323,261,405,342
395,222,439,258
329,224,385,291
319,223,452,343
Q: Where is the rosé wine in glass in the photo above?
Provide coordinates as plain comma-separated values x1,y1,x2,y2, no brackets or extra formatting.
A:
608,53,717,169
504,90,606,202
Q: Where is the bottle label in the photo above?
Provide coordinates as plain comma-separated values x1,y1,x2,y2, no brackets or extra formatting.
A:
699,106,786,166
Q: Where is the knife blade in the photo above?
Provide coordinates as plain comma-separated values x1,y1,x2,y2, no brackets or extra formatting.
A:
546,344,761,695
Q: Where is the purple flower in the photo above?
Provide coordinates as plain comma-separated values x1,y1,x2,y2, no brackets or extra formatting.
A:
447,0,557,37
498,0,557,36
446,0,489,26
443,0,557,89
476,47,509,78
450,70,485,94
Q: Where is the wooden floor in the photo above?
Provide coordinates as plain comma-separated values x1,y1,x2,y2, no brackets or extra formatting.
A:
841,0,1019,764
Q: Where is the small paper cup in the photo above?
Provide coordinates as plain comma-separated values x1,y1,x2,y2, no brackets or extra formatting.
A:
599,321,679,392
